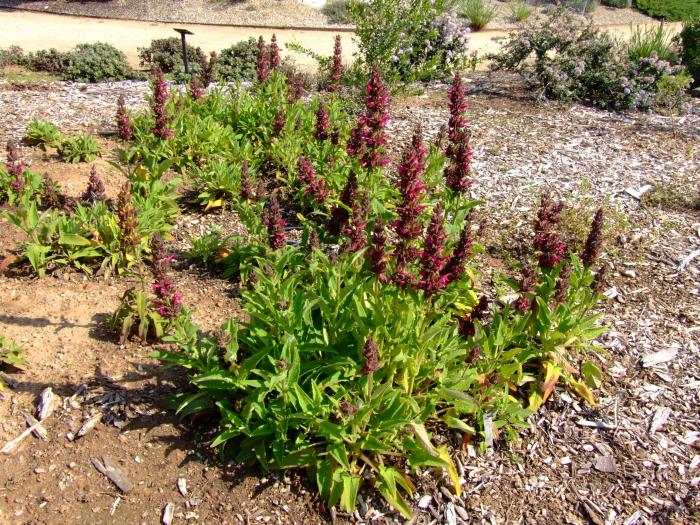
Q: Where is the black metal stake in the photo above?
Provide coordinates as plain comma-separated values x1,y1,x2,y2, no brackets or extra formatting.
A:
174,28,194,75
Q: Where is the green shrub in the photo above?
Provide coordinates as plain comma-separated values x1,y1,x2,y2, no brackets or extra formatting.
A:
562,0,598,13
62,43,134,83
30,48,69,73
138,37,205,74
0,46,29,68
635,0,700,21
601,0,629,8
490,9,688,110
460,0,498,30
351,0,472,82
24,120,63,150
509,1,533,22
654,71,693,111
217,38,258,82
627,23,679,64
322,0,354,24
58,134,101,163
678,18,700,88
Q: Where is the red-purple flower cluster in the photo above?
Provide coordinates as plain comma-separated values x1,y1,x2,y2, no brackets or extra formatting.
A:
150,234,183,319
582,208,604,267
442,221,474,284
116,181,140,250
534,192,566,270
256,36,270,83
458,295,489,338
5,141,25,193
329,35,344,92
368,217,388,282
199,51,217,86
444,75,472,194
287,72,306,104
189,76,204,100
554,263,571,304
314,102,330,141
150,68,173,140
344,192,369,253
327,171,357,236
419,204,449,296
81,166,107,205
447,74,469,145
360,336,381,375
346,68,389,169
297,157,329,204
239,161,255,201
263,193,286,249
444,131,473,194
272,107,286,137
116,95,133,141
391,128,427,270
516,264,537,312
269,34,280,70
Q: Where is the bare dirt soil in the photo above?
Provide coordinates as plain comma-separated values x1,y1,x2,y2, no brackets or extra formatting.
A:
1,76,699,525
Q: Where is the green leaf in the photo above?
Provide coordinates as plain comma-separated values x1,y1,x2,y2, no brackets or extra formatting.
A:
581,361,603,388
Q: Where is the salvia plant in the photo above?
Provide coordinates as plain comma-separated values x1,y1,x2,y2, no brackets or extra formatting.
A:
116,95,134,141
126,68,611,519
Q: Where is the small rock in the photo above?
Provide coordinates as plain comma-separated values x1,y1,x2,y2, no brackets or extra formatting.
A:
594,455,616,474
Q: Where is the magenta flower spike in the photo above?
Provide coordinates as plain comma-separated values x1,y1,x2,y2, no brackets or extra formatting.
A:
256,36,270,83
269,34,281,70
533,192,566,270
116,95,133,141
263,193,286,250
419,203,449,297
329,35,344,92
314,102,330,141
346,68,389,169
150,68,173,140
298,157,330,204
582,208,604,267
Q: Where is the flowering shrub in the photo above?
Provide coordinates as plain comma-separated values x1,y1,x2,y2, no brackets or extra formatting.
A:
351,0,471,82
133,68,610,518
490,9,691,111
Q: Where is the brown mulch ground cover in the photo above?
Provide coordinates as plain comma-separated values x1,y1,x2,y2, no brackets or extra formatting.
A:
0,74,699,524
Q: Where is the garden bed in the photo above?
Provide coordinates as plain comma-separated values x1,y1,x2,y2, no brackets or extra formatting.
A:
0,73,698,524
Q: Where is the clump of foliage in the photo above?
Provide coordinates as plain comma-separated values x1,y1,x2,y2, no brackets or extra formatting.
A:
217,38,259,83
0,45,30,69
61,43,134,83
109,234,184,344
509,1,533,22
627,23,679,64
490,9,690,111
460,0,498,30
0,334,25,390
128,69,610,518
138,37,206,74
561,0,598,14
29,48,68,73
677,18,700,88
601,0,629,8
322,0,354,24
58,134,102,163
24,120,63,150
350,0,472,82
634,0,700,21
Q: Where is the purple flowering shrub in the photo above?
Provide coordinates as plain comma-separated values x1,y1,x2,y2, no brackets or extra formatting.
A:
350,0,471,82
150,67,610,520
490,9,690,110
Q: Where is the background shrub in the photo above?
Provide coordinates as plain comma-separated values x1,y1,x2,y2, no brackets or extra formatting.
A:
351,0,471,83
460,0,498,30
30,48,70,74
138,37,205,74
601,0,629,8
322,0,354,24
62,43,134,82
561,0,598,14
678,18,700,88
627,24,679,64
217,38,258,82
0,46,29,68
509,1,533,22
634,0,700,21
